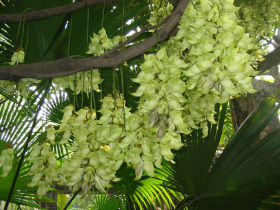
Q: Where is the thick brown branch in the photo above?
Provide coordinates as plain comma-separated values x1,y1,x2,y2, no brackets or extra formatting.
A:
0,0,189,80
0,0,117,23
273,36,280,45
257,47,280,73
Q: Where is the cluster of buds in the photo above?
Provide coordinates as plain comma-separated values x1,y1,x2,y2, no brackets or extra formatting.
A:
120,48,187,178
131,47,191,136
27,143,59,198
52,69,102,95
29,90,186,197
86,28,126,56
163,0,261,137
123,125,184,180
236,0,280,37
0,143,14,177
0,78,40,98
32,95,126,195
148,0,173,27
8,48,25,65
52,28,126,95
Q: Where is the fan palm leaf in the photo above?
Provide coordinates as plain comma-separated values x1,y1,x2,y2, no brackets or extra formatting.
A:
0,165,55,209
164,97,280,210
87,192,126,210
38,88,72,159
113,162,177,210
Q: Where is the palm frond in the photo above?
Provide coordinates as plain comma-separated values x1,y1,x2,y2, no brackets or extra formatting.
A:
88,192,126,210
0,97,32,153
219,104,234,146
40,88,72,158
113,163,176,210
165,97,280,210
0,79,53,208
164,103,227,197
0,167,54,209
202,97,280,209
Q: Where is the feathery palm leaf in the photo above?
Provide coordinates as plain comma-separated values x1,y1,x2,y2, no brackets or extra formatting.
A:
0,79,53,208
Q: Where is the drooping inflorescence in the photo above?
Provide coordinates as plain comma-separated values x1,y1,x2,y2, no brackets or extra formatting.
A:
1,0,275,198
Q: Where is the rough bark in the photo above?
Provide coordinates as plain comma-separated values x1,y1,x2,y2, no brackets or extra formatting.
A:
257,47,280,74
230,72,280,139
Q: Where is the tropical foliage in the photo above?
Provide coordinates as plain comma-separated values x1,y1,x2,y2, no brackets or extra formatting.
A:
164,97,280,209
0,0,280,209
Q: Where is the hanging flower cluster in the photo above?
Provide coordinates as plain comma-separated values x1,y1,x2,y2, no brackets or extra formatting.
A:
29,89,186,197
0,78,41,98
1,47,41,98
148,0,173,26
54,102,125,194
29,96,123,196
27,143,59,198
86,28,126,56
162,0,261,136
123,117,185,180
0,144,14,177
131,47,191,135
235,0,280,37
8,49,25,65
52,28,126,95
52,69,102,95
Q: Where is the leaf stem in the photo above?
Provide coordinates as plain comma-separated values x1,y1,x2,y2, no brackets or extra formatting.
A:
67,18,72,56
90,69,96,111
74,74,77,109
120,64,126,130
102,0,106,28
63,188,80,210
82,72,85,108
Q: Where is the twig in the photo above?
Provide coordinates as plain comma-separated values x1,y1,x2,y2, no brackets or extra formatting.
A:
257,47,280,74
63,189,81,210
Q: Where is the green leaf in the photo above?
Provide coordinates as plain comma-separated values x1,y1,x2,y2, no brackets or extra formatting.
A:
114,163,175,210
165,97,280,209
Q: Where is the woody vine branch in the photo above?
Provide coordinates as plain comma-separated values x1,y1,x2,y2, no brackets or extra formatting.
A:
0,0,189,80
